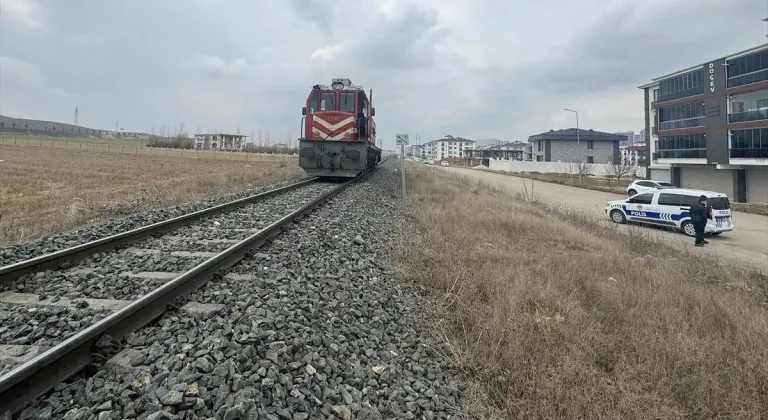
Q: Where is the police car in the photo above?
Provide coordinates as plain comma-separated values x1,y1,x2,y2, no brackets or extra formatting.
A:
605,188,733,237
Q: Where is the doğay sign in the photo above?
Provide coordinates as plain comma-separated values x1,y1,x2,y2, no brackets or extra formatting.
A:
708,63,715,92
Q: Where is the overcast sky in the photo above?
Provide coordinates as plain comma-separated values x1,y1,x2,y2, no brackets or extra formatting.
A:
0,0,765,149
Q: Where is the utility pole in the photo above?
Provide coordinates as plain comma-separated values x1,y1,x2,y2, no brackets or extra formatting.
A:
396,134,408,200
179,122,185,136
564,108,580,163
401,144,407,199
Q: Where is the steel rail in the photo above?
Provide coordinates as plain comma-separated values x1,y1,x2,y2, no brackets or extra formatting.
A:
0,175,360,414
0,178,318,287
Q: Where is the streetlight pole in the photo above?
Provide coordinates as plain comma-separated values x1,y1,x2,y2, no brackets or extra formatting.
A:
564,108,580,163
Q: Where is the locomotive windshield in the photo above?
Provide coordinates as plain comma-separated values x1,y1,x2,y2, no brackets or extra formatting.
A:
339,92,355,112
309,91,336,113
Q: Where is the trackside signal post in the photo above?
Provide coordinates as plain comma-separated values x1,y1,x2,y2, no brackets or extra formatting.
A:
396,134,409,200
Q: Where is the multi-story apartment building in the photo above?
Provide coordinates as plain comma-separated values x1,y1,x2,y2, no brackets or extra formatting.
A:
620,144,647,166
408,144,425,159
639,43,768,204
528,128,624,164
422,135,475,161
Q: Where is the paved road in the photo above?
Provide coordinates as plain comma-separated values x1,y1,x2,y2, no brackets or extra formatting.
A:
442,166,768,274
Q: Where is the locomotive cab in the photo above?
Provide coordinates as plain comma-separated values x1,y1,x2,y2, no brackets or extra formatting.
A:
298,78,381,178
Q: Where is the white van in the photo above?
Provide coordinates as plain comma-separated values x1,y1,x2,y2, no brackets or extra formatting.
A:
605,188,733,237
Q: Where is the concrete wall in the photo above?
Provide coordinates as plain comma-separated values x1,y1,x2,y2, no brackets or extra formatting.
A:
549,140,617,164
746,168,768,204
488,159,647,178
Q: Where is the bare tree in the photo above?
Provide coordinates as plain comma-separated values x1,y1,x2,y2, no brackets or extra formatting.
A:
567,161,594,177
578,161,595,177
607,161,637,189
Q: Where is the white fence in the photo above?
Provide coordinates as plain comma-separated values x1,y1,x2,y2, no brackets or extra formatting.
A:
487,159,647,178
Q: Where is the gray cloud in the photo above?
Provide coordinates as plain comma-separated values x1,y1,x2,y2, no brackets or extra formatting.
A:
0,0,765,148
350,7,448,71
288,0,337,34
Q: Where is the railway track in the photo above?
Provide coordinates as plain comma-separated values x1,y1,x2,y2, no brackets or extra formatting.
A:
0,163,382,415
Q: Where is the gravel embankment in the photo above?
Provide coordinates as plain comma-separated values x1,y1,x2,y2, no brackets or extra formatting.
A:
0,177,312,267
5,183,338,302
14,162,464,419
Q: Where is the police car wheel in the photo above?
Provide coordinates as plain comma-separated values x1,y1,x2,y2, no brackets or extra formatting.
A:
681,221,696,237
610,210,626,224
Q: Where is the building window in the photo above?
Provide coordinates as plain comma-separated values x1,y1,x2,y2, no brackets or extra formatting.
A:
537,141,542,152
728,90,768,123
727,49,768,88
586,156,594,163
730,128,768,158
587,140,594,150
536,155,544,162
657,69,705,103
656,133,707,159
658,102,706,130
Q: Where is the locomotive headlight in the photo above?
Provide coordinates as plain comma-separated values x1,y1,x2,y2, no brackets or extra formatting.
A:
331,82,344,90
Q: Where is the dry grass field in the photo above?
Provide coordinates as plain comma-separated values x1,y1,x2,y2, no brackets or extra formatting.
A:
0,144,302,244
481,169,632,194
0,135,145,148
399,165,768,419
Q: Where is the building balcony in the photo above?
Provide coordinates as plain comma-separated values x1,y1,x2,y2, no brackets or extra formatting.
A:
728,109,768,124
730,148,768,159
727,68,768,89
658,118,704,130
654,149,707,160
655,86,705,104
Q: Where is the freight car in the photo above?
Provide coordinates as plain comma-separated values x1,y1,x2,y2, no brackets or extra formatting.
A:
298,78,381,178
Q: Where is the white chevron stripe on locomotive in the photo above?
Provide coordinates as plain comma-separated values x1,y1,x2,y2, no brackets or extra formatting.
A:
313,116,355,131
312,127,355,140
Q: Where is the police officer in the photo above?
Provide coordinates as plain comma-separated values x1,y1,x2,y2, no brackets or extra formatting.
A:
689,195,709,247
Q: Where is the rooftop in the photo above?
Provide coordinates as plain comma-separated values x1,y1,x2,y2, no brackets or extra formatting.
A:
623,145,647,151
424,136,475,144
637,42,768,89
194,133,248,137
529,128,625,141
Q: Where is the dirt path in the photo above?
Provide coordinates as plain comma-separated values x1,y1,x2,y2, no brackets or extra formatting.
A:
442,166,768,274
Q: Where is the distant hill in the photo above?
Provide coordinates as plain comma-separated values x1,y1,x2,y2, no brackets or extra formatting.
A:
0,115,149,139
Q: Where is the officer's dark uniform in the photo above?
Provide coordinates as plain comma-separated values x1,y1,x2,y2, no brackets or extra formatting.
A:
689,195,709,246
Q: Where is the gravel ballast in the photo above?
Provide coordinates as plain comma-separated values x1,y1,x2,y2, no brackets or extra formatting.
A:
10,161,465,419
0,177,313,267
5,182,340,302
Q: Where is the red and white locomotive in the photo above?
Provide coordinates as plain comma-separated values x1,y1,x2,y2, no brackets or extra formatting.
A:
298,78,381,178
